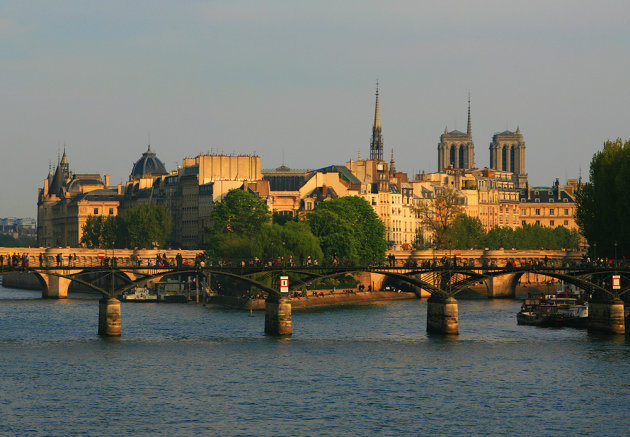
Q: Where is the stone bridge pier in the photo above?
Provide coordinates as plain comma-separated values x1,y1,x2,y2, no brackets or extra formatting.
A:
427,295,459,334
98,297,122,336
265,296,292,336
588,299,625,335
484,272,522,298
38,270,81,298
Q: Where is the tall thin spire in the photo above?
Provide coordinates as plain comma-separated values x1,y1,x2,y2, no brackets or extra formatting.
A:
374,80,381,129
370,81,384,161
467,92,471,136
390,149,396,175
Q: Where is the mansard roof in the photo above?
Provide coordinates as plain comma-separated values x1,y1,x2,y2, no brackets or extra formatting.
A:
70,189,121,204
312,165,360,183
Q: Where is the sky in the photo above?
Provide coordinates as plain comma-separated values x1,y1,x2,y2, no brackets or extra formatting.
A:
1,0,629,218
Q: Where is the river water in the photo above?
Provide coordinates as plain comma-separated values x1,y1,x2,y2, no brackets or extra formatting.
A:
1,284,629,436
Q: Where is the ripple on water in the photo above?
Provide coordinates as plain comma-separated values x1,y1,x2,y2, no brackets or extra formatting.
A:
1,287,629,436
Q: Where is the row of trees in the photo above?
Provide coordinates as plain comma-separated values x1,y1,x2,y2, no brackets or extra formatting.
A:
81,203,172,249
424,214,581,250
0,234,36,248
205,190,387,265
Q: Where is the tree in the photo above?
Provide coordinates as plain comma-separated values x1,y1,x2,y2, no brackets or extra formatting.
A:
445,214,484,249
259,222,323,264
415,187,464,248
209,189,270,237
576,138,630,259
206,189,271,260
121,203,172,249
307,196,387,264
481,224,580,250
81,215,120,248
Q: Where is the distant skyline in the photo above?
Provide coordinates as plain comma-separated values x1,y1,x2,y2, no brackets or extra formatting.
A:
2,1,629,217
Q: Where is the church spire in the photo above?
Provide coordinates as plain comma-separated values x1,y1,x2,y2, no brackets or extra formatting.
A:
390,149,396,175
374,80,381,129
369,81,384,161
467,92,471,136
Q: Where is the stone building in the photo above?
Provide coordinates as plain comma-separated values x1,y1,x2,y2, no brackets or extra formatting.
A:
262,165,362,220
437,98,475,172
124,153,266,249
489,128,527,188
518,179,579,231
37,150,122,247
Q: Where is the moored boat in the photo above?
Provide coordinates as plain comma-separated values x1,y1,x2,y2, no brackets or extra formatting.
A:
516,292,588,328
119,287,158,302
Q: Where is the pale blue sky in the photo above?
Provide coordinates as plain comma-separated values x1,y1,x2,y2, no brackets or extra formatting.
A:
2,1,629,217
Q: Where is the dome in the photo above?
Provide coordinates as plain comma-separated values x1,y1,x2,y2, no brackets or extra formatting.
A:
130,145,168,180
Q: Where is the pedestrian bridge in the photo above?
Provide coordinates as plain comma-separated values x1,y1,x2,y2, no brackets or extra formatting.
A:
1,260,628,337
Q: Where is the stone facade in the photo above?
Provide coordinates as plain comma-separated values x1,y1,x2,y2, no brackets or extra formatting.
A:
518,179,579,232
489,128,527,188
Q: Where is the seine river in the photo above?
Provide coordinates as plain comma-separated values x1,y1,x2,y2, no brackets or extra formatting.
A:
1,284,629,436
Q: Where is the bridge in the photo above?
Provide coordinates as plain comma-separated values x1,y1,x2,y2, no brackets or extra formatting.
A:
1,256,628,337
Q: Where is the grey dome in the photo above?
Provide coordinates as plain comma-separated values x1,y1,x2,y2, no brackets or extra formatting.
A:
130,146,168,180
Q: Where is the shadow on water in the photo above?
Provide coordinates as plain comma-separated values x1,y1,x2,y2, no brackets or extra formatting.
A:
297,302,389,314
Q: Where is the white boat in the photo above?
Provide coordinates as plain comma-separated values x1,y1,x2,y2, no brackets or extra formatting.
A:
119,287,158,302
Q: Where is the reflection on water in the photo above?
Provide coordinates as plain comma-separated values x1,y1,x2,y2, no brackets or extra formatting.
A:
1,285,629,436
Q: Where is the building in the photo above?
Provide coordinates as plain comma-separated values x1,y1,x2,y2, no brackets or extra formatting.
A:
518,179,579,231
124,153,266,249
437,97,475,172
37,150,123,247
489,128,527,188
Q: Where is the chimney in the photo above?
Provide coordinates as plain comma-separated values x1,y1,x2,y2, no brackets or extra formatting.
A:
104,174,110,186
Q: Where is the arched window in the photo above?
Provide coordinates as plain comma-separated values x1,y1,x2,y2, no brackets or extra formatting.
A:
501,146,507,171
449,145,456,167
510,146,515,173
459,145,465,168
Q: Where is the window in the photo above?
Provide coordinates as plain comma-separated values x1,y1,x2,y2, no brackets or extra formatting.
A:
93,208,99,214
563,198,568,202
521,209,526,215
564,220,569,226
564,209,569,215
536,220,540,225
550,209,554,215
109,208,114,215
522,220,526,225
550,220,555,226
549,199,554,203
535,208,540,215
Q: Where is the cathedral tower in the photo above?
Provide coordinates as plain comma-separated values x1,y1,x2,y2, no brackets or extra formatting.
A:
489,127,527,187
437,96,475,172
